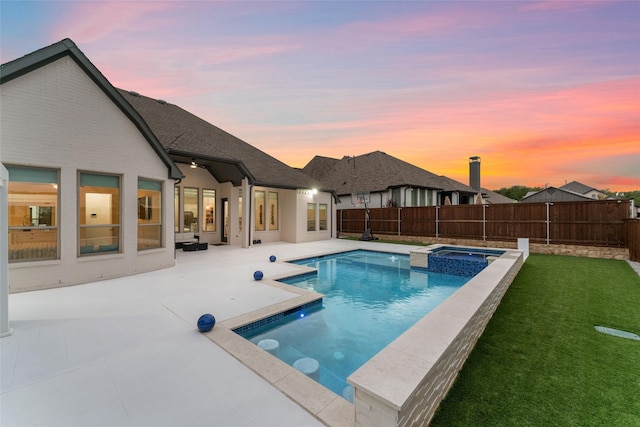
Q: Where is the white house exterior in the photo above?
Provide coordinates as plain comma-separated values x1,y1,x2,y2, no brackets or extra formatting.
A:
173,166,334,247
1,40,182,292
1,39,335,292
118,89,335,249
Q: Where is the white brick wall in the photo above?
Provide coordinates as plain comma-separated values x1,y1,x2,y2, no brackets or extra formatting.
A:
1,56,176,292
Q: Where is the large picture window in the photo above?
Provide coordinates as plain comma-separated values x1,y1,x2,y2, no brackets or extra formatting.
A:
138,179,162,250
184,187,198,232
203,189,216,232
255,190,265,231
319,204,328,231
7,166,59,262
79,172,120,255
268,192,278,230
307,203,316,231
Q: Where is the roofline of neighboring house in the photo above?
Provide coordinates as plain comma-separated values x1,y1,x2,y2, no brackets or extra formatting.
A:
0,38,183,180
521,186,593,201
387,184,444,191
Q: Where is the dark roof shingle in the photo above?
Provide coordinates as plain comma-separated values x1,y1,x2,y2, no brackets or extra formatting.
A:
119,89,318,189
303,151,476,195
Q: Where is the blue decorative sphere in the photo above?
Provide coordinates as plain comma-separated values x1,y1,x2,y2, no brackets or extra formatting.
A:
197,314,216,332
269,255,276,262
254,271,264,281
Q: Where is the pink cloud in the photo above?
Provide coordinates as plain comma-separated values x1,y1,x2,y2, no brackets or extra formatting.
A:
50,2,178,43
334,5,499,44
521,0,610,12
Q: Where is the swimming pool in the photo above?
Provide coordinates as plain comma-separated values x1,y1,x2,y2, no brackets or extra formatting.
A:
236,250,469,401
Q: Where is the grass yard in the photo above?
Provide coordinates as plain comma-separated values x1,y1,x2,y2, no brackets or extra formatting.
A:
429,254,640,427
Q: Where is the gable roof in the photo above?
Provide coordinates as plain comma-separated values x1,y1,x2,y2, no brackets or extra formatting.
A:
119,90,319,189
560,181,596,194
520,186,593,203
0,38,182,180
302,151,476,196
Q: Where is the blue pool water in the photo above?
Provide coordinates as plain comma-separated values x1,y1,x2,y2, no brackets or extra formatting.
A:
237,250,469,401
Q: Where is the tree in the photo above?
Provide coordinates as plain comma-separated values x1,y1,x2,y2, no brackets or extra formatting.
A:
494,185,542,201
602,189,640,206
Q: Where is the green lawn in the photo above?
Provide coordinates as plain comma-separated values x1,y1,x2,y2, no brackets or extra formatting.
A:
429,254,640,427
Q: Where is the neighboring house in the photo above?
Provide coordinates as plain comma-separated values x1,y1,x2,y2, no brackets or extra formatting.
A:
521,181,621,204
1,39,334,292
119,90,334,247
560,181,615,200
1,39,181,292
302,151,478,208
520,186,594,203
477,189,515,204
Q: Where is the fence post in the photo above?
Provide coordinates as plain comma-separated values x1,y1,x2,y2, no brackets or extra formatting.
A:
482,204,487,241
398,207,401,236
545,202,553,245
436,206,440,238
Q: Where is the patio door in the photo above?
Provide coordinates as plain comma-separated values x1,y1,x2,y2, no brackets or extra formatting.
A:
221,198,228,243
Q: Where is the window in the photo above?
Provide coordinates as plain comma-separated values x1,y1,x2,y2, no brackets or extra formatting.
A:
411,188,418,206
307,203,316,231
268,192,278,230
79,172,120,255
184,187,198,232
138,179,162,250
255,190,265,231
392,188,401,207
426,189,433,206
7,166,59,262
174,186,180,232
319,204,328,231
202,189,216,232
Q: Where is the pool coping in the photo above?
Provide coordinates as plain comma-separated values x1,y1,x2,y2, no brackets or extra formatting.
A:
203,244,523,427
203,252,362,426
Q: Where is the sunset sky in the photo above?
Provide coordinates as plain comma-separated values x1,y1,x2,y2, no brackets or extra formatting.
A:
1,1,638,191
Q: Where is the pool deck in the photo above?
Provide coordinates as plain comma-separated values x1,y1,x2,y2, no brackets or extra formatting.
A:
1,239,410,427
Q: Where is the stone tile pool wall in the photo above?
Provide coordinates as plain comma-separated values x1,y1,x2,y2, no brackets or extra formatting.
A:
426,255,488,277
348,248,524,427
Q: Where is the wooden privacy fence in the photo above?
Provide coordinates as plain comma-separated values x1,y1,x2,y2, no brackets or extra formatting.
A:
628,220,640,261
338,200,633,248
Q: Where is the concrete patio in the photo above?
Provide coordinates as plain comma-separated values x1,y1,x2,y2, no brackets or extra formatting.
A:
1,239,402,427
